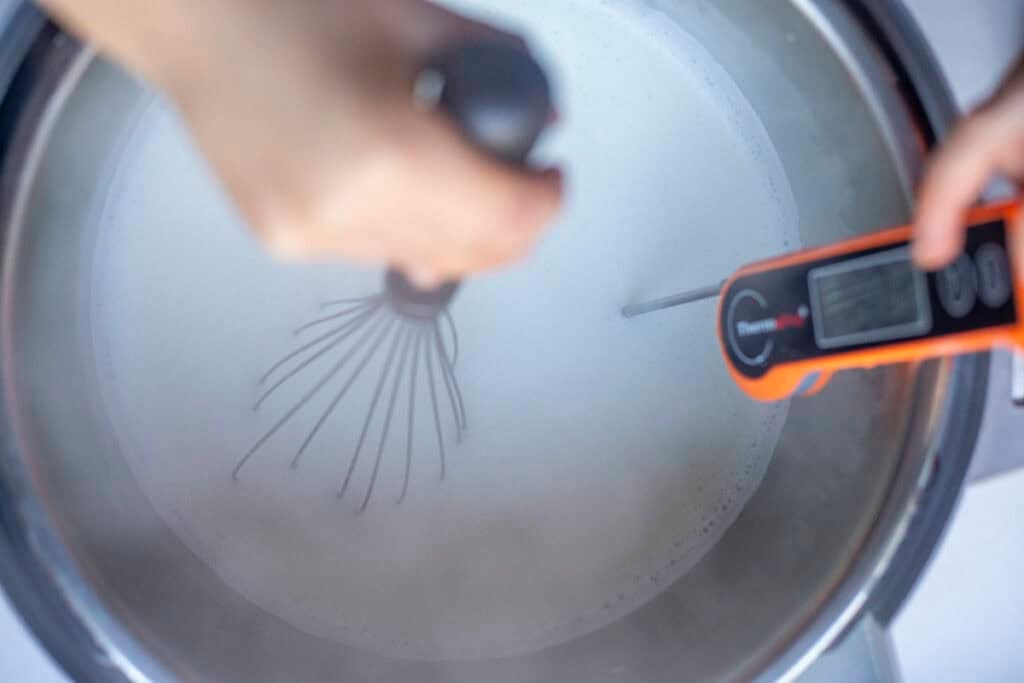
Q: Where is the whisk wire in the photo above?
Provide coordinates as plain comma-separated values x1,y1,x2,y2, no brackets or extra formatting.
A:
234,312,389,479
241,280,466,507
434,323,468,434
321,295,380,309
259,302,379,391
398,332,423,504
359,330,415,513
441,310,460,369
289,316,396,470
424,332,447,482
296,298,379,335
338,323,406,499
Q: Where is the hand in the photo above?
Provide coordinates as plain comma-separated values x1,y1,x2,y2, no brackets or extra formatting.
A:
914,57,1024,274
39,0,564,287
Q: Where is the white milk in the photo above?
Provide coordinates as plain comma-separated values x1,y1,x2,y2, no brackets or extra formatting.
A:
90,0,799,661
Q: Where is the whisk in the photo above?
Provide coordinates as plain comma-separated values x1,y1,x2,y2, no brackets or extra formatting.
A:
233,40,554,511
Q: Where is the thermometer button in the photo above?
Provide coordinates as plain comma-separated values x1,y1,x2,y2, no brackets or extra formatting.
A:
975,243,1012,309
936,254,978,319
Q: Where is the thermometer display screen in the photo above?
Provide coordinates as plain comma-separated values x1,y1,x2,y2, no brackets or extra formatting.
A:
809,247,932,349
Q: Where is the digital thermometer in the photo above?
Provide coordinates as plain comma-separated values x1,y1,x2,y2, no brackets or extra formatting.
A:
624,201,1024,402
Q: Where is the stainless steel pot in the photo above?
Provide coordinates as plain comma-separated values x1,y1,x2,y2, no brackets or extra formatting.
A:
0,1,987,681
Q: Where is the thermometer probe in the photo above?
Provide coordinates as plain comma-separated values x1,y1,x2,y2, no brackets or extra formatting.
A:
623,200,1024,402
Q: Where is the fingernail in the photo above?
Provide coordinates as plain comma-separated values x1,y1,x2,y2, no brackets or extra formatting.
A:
1013,219,1024,276
911,226,941,267
911,239,931,266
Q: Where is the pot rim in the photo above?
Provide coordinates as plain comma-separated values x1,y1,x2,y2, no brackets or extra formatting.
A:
0,3,986,683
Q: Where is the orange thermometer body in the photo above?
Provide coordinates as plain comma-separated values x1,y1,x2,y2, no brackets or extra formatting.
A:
718,201,1024,402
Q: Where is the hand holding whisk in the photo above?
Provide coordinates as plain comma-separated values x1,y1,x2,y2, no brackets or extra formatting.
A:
234,39,555,512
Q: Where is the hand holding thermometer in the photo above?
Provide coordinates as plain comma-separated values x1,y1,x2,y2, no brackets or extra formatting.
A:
623,200,1024,402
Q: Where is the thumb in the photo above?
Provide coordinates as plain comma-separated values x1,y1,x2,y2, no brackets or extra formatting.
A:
1013,205,1024,279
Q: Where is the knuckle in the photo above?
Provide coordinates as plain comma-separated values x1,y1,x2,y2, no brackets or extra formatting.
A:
498,188,550,235
946,115,991,155
480,234,533,268
346,143,408,198
519,178,562,226
242,197,306,254
262,224,310,259
966,101,997,125
501,242,533,267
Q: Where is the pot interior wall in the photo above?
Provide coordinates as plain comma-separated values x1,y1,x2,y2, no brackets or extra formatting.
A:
4,1,946,681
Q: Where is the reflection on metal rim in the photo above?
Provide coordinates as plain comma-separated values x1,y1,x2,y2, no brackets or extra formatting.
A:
0,8,176,683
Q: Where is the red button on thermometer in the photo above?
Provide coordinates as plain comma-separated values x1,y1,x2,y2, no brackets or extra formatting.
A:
623,201,1024,402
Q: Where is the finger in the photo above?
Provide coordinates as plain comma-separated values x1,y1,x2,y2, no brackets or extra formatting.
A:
420,0,527,46
397,228,525,281
447,164,561,275
412,111,564,233
990,55,1024,102
397,207,538,280
914,112,1005,270
403,266,445,290
447,232,536,277
401,0,528,55
1014,209,1024,278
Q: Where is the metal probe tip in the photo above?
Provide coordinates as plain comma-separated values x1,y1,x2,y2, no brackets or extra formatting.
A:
621,281,725,319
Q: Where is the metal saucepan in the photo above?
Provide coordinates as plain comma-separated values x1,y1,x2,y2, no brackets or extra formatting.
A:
0,1,987,681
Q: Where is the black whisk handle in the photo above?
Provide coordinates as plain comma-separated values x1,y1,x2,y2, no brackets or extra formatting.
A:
425,40,553,164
